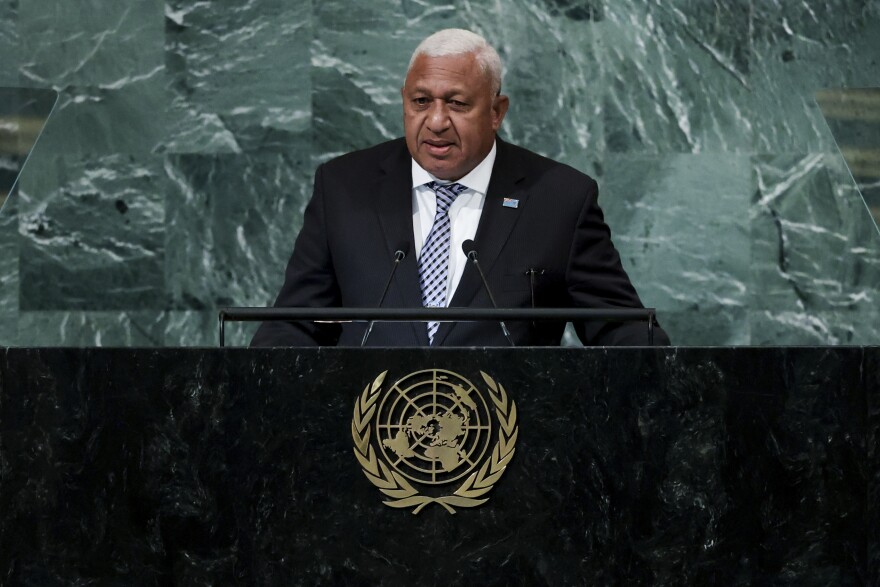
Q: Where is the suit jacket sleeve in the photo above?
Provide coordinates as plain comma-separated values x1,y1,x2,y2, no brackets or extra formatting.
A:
250,164,342,347
567,178,671,346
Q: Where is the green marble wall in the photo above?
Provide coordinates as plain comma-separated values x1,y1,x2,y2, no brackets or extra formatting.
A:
0,0,878,347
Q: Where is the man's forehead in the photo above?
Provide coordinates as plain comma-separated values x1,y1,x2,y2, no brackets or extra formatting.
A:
404,53,489,91
404,79,471,95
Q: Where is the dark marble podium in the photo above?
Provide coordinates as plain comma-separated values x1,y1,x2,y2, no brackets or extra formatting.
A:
1,347,876,585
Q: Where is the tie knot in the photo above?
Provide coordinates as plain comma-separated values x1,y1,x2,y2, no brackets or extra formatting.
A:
426,181,467,212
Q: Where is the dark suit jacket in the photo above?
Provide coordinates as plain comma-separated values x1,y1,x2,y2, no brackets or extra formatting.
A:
251,137,669,347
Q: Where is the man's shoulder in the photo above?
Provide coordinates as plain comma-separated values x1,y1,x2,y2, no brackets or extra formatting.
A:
498,138,597,188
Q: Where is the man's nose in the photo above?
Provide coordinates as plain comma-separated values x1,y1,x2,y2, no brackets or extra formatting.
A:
426,100,450,132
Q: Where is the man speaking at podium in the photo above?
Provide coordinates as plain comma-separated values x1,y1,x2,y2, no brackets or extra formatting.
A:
252,29,669,347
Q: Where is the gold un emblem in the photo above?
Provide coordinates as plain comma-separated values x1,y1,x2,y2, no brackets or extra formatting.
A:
352,369,519,514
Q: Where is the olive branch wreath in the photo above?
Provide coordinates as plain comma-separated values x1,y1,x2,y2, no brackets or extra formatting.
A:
351,370,518,514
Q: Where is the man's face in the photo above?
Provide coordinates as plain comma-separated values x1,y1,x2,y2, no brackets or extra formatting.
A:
402,52,509,181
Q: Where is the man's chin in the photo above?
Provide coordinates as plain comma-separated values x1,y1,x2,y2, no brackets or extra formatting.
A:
418,158,463,181
427,167,463,181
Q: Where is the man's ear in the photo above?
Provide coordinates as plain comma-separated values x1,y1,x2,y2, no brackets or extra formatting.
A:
492,95,510,130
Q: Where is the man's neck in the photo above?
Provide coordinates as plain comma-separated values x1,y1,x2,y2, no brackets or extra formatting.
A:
411,141,498,194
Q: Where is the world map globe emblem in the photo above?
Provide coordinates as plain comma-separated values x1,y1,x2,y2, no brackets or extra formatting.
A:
375,369,493,485
353,368,518,513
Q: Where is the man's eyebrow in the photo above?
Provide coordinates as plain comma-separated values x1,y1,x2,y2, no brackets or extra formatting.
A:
406,85,468,98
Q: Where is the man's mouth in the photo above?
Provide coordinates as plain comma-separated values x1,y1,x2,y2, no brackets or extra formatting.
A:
423,140,454,156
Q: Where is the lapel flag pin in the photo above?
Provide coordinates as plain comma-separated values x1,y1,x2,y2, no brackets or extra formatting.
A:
502,197,519,209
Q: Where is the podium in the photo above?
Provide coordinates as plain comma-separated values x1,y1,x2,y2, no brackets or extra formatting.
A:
0,347,876,584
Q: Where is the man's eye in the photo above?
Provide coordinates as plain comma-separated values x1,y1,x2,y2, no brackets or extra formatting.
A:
413,97,429,106
449,100,467,108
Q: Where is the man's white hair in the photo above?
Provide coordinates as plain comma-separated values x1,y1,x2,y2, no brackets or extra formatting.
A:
407,29,503,96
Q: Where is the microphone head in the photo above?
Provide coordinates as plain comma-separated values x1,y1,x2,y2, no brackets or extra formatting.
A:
394,242,410,261
461,239,477,259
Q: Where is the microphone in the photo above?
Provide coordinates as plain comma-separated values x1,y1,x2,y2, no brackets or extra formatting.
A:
525,268,546,308
461,240,515,346
361,244,409,346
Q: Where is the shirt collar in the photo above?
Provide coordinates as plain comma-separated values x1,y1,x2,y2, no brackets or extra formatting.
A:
411,140,497,195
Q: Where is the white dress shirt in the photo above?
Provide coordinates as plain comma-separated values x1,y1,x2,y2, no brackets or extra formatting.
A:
411,141,497,305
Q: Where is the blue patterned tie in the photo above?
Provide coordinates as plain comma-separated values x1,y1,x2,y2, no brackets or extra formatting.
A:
418,181,468,344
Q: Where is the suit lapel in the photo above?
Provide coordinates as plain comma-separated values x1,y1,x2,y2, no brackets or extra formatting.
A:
433,139,529,346
375,142,429,345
